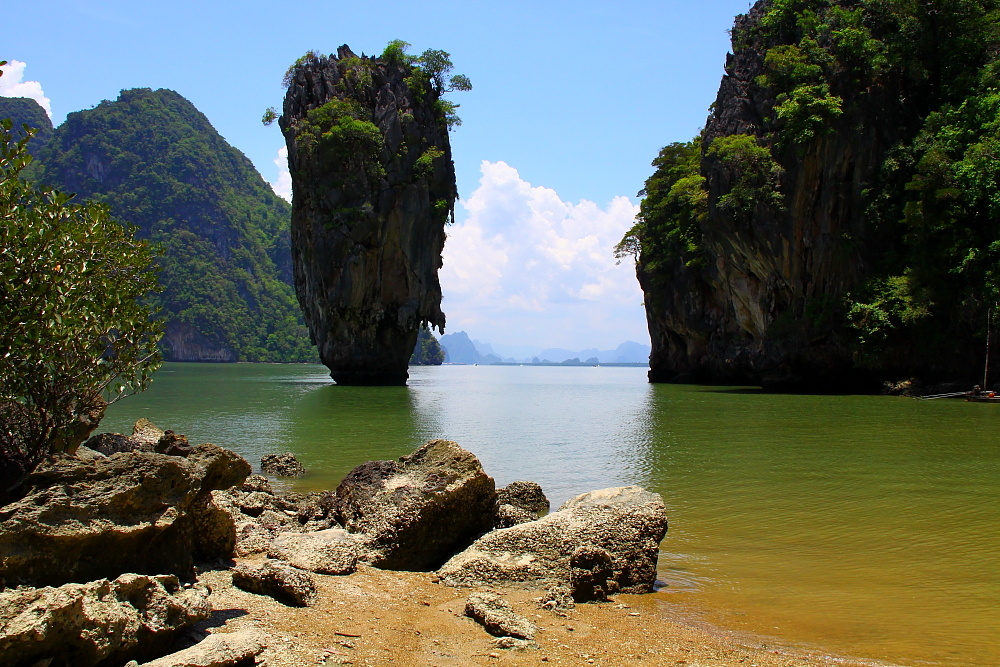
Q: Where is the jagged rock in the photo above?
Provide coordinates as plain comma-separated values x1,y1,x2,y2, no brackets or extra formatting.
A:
494,504,536,529
240,474,272,494
210,485,335,558
231,560,316,607
438,486,668,593
74,446,106,461
496,481,549,515
84,432,143,455
279,45,455,386
464,591,536,640
0,573,211,667
536,585,575,613
136,629,267,667
155,431,191,457
261,452,306,477
267,529,365,575
0,445,251,587
132,418,165,448
570,545,615,602
332,440,496,570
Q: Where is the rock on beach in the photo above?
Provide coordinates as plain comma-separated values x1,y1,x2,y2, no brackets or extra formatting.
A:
438,485,668,595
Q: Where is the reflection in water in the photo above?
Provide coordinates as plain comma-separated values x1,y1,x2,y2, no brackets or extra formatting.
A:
285,382,421,490
406,365,657,504
102,363,1000,667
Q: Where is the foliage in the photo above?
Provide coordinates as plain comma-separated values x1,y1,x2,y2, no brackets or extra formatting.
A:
0,96,52,151
261,107,278,126
0,120,162,479
616,139,708,271
632,1,1000,368
31,88,315,363
283,50,322,88
415,146,445,177
409,325,444,365
773,82,843,145
381,40,415,66
707,134,785,213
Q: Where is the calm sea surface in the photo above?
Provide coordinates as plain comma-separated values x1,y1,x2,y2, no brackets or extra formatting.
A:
103,363,1000,667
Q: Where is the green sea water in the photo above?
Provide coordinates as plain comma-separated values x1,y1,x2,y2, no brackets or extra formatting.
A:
102,363,1000,666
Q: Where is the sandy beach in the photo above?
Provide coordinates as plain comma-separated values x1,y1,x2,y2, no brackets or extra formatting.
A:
193,559,890,667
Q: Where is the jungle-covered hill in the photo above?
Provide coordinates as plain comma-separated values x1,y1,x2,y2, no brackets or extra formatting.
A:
14,88,314,362
623,0,1000,390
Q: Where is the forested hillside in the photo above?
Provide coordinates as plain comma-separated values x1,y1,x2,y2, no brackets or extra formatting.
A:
28,88,315,362
0,97,51,152
622,0,1000,389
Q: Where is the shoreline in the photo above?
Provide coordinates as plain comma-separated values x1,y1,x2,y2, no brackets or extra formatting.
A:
192,559,893,667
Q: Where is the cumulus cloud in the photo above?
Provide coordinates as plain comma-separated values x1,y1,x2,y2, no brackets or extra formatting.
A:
270,145,292,202
0,60,52,119
441,161,648,350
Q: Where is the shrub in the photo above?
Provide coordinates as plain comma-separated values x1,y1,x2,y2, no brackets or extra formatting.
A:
0,120,162,492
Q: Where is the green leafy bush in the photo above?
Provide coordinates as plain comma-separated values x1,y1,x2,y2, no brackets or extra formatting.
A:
707,134,785,213
616,138,708,271
0,121,162,487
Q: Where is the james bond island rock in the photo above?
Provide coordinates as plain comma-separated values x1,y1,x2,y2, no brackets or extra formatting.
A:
279,44,468,385
622,1,1000,390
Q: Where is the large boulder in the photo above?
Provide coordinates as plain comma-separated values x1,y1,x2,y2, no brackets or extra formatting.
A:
266,529,367,575
0,445,251,587
438,486,668,595
333,440,496,570
0,573,211,667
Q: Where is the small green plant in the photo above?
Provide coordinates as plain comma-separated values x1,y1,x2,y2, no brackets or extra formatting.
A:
282,50,322,88
707,134,784,213
415,146,444,177
774,83,843,145
261,106,278,126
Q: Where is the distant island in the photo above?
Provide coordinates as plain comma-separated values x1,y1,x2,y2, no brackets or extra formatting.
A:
437,331,649,366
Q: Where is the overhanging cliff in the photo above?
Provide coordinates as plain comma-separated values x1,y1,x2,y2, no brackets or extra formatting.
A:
280,45,457,385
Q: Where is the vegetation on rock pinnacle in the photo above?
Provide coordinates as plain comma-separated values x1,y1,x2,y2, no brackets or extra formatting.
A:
278,43,468,385
622,0,1000,389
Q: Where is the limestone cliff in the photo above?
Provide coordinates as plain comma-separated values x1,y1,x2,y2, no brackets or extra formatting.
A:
634,0,1000,389
280,46,455,385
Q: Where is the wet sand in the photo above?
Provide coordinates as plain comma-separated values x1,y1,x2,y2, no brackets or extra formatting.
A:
191,559,895,667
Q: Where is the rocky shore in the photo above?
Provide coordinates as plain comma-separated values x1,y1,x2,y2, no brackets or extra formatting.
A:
1,422,882,667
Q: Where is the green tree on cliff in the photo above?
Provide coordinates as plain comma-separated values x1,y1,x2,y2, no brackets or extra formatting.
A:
0,117,162,493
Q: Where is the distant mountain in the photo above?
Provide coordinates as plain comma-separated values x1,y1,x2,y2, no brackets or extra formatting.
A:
28,88,314,362
441,332,650,365
439,331,480,364
0,97,52,153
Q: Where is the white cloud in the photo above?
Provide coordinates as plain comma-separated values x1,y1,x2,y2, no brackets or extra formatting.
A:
0,60,52,119
441,161,648,351
270,145,292,202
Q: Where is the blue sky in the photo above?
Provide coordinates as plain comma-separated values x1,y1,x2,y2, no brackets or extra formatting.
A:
7,0,753,351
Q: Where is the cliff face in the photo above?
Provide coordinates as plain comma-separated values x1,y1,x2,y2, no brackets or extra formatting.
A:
280,46,454,385
638,0,999,389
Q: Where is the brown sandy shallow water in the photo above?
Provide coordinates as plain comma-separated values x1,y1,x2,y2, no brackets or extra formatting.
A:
191,558,896,667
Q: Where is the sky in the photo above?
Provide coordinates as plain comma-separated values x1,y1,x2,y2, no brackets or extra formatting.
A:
6,0,755,351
